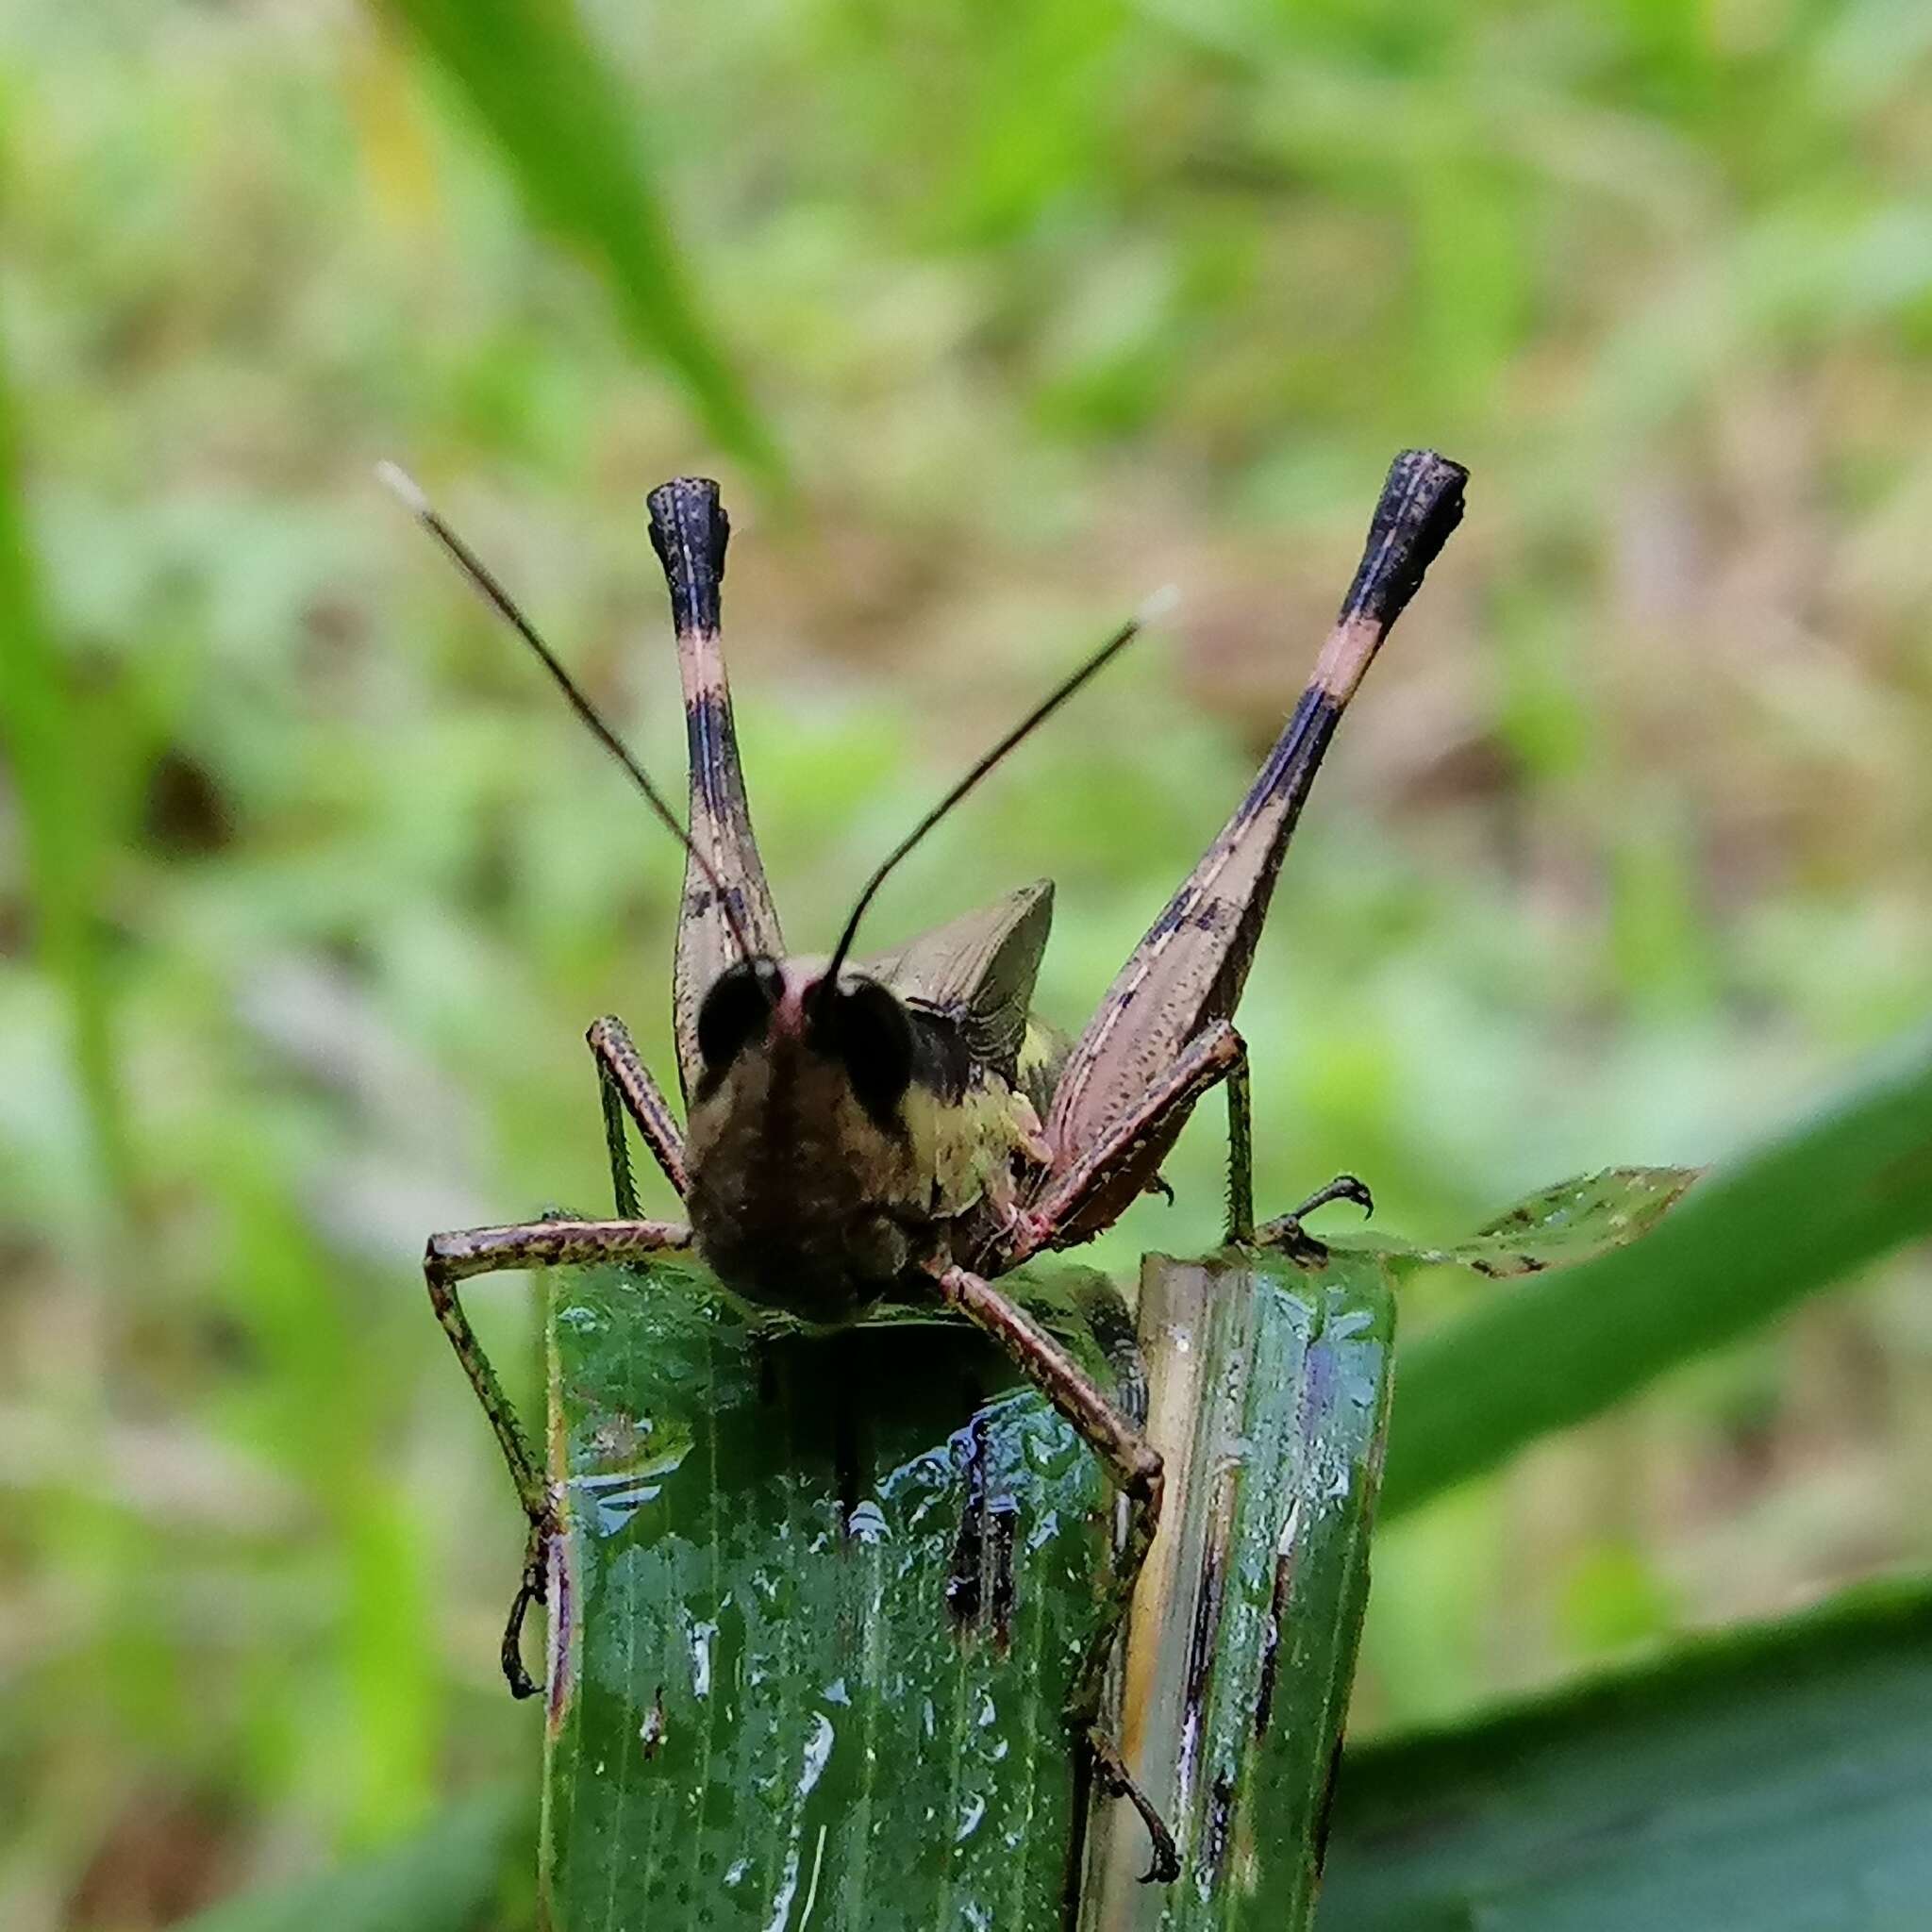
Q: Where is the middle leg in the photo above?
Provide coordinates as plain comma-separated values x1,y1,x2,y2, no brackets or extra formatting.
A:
1220,1051,1372,1247
588,1015,689,1211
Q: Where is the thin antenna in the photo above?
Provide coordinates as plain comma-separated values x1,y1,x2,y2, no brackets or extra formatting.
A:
376,461,756,961
815,591,1171,1005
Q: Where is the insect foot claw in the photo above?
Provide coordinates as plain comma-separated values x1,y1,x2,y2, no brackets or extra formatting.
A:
501,1507,561,1700
1289,1172,1373,1223
1255,1172,1376,1263
1324,1173,1374,1219
1087,1724,1180,1885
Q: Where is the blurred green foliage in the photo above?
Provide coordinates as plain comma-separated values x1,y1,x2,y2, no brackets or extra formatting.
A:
4,1,1932,1924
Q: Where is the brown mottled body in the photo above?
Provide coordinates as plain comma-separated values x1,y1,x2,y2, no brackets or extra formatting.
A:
402,448,1468,1886
682,958,944,1321
686,1025,920,1321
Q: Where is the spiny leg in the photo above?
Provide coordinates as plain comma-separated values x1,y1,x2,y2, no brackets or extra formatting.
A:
1224,1043,1256,1246
1008,1022,1244,1266
927,1261,1178,1885
425,1216,692,1694
596,1072,640,1221
1222,1046,1371,1254
587,1015,689,1213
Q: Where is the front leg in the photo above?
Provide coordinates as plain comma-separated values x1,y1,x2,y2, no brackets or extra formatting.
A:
425,1216,692,1694
927,1260,1177,1884
587,1015,689,1211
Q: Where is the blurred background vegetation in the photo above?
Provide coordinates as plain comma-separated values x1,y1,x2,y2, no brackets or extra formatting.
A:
5,0,1932,1924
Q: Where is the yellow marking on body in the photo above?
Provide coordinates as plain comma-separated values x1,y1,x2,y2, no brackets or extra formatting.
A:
904,1073,1050,1226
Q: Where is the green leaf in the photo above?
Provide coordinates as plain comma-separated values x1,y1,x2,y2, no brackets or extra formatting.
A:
1331,1166,1696,1279
541,1256,1117,1930
1319,1575,1932,1932
0,325,136,1218
177,1790,526,1932
376,0,783,484
1084,1247,1395,1929
539,1247,1395,1926
1381,1031,1932,1518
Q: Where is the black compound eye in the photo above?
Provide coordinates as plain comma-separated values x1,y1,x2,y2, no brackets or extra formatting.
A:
696,958,783,1072
818,975,915,1122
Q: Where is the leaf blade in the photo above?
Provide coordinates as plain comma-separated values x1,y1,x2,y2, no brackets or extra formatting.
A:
1381,1032,1932,1518
1320,1576,1932,1932
1081,1247,1396,1929
376,0,783,483
541,1257,1116,1929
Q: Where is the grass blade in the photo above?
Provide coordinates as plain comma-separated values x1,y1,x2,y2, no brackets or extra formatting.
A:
1380,1032,1932,1517
542,1246,1395,1925
1082,1248,1395,1929
1319,1576,1932,1932
376,0,783,483
0,330,136,1226
1334,1167,1695,1279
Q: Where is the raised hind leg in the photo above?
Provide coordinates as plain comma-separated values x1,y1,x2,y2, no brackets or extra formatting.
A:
1037,452,1467,1245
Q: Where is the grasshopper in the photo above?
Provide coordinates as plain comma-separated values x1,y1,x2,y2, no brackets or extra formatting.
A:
389,449,1465,1881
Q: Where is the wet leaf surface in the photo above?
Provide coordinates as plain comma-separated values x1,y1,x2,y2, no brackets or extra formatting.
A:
1082,1247,1395,1932
542,1257,1116,1930
542,1249,1398,1929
